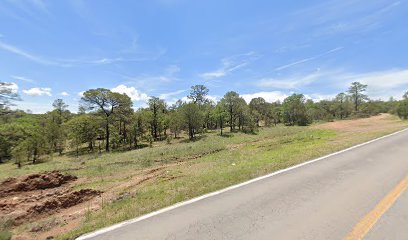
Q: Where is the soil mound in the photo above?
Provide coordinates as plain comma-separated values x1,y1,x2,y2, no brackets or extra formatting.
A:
0,171,101,225
0,171,77,197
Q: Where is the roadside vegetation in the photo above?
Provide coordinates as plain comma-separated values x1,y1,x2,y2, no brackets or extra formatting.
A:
0,81,408,239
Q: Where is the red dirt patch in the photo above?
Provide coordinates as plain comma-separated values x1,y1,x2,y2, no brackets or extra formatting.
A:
0,171,77,197
0,171,101,226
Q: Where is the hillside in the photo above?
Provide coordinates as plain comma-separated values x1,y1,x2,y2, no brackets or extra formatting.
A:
0,114,406,240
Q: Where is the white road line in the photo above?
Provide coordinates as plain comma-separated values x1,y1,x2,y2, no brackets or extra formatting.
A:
77,128,408,240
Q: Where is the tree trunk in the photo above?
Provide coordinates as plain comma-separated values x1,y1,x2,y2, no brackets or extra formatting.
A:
33,148,37,164
229,110,233,131
220,118,223,136
105,119,110,152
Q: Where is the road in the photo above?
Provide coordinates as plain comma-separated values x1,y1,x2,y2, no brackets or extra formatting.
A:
79,129,408,240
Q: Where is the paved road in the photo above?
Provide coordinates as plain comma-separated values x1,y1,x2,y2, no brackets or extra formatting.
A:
81,129,408,240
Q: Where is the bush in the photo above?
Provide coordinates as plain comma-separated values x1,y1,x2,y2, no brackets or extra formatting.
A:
397,99,408,120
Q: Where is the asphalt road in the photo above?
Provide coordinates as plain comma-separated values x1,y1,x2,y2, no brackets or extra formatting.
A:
80,129,408,240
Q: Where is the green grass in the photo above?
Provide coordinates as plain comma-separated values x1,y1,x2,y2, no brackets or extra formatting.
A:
1,115,407,240
0,231,11,240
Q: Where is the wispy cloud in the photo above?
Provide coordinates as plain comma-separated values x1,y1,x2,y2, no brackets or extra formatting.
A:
295,0,403,36
11,75,36,83
274,47,343,71
119,64,181,89
0,40,64,66
200,52,259,79
257,70,336,89
0,40,166,67
60,91,69,96
4,0,49,16
23,87,52,96
159,89,186,100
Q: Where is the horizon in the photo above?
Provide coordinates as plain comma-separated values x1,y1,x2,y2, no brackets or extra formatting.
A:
1,0,407,113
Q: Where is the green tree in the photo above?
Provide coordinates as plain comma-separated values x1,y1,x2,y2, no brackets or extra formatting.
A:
130,111,147,148
147,97,166,140
269,102,282,126
12,125,49,166
188,85,209,105
0,82,19,108
235,98,250,131
282,94,309,126
81,88,132,152
213,102,228,135
348,82,368,112
65,115,102,156
397,99,408,120
220,91,241,131
52,99,69,123
44,99,70,155
181,103,203,140
334,93,352,119
168,110,184,138
249,97,267,126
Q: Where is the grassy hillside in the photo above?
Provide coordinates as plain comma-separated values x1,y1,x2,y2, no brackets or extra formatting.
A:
0,114,406,240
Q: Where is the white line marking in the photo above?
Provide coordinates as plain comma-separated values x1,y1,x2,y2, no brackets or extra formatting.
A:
77,127,408,240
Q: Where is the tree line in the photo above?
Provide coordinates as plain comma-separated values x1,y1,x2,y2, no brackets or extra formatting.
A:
1,81,408,167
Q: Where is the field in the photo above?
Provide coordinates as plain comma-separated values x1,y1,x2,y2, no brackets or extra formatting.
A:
0,114,407,240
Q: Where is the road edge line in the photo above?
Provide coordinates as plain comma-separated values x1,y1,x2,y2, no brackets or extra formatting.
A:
77,127,408,240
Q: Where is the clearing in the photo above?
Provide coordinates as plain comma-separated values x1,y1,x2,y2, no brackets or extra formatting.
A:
0,114,406,240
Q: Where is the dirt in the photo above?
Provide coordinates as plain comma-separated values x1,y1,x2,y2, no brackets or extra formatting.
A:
0,171,101,228
0,171,77,198
313,114,402,133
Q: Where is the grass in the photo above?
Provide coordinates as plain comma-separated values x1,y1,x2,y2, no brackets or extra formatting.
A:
1,114,407,240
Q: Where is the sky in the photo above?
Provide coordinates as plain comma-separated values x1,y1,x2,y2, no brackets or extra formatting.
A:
0,0,407,113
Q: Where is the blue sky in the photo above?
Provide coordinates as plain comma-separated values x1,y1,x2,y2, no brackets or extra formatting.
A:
1,0,407,113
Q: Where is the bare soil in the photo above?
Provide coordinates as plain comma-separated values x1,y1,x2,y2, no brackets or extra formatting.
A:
313,114,403,133
0,171,101,228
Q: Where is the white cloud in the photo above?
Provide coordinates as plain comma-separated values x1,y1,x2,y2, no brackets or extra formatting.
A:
242,91,288,103
60,91,70,96
111,84,149,101
77,91,85,97
257,68,408,100
305,93,337,102
200,52,259,79
207,95,219,103
11,75,35,83
340,69,408,99
22,87,52,96
12,102,51,114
